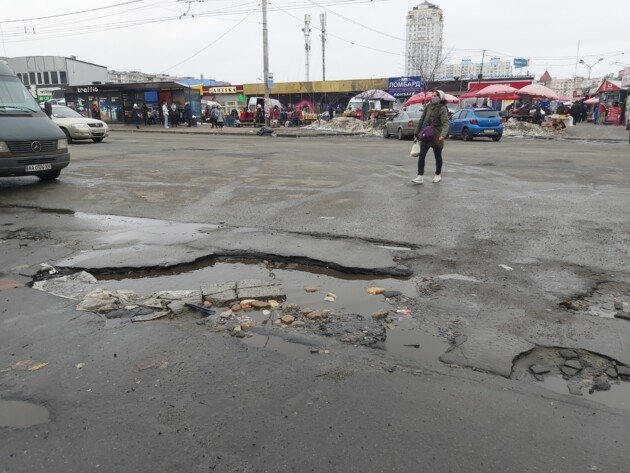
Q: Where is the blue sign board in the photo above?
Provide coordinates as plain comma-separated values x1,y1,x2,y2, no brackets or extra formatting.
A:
388,76,424,98
513,58,529,68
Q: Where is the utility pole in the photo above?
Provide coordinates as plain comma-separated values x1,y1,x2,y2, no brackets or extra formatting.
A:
478,49,486,83
303,14,311,82
262,0,270,123
320,13,327,81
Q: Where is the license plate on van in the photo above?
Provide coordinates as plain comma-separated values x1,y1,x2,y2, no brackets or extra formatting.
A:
25,163,52,172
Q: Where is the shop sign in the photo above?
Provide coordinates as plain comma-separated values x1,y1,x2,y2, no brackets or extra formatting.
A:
596,80,621,94
513,58,529,68
606,106,622,125
388,76,423,97
75,86,99,93
207,86,238,94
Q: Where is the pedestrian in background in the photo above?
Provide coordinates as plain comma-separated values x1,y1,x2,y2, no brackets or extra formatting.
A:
141,103,149,126
132,103,141,129
211,106,219,128
184,102,192,127
412,90,450,185
162,101,169,129
580,101,588,123
170,103,179,127
217,107,225,129
597,103,607,125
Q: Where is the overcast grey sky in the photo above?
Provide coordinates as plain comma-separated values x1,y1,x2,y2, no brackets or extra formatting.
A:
1,0,629,84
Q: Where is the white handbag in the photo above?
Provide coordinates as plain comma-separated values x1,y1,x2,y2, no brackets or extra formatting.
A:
410,141,420,158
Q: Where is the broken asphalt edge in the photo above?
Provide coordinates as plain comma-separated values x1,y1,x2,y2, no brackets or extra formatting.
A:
53,249,412,279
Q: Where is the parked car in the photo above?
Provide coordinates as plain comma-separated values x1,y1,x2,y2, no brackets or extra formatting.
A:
447,108,503,141
0,61,69,180
47,105,109,143
383,109,423,140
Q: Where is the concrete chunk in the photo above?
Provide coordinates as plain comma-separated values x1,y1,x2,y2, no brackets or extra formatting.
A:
529,364,550,375
237,284,284,300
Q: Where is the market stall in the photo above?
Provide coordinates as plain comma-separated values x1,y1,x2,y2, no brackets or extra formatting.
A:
344,89,396,120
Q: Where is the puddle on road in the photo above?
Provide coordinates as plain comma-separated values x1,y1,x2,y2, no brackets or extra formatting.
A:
96,258,417,316
384,317,449,363
0,400,49,428
541,376,630,411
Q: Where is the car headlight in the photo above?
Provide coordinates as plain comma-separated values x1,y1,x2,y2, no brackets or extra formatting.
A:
0,141,8,152
72,123,90,129
57,139,68,150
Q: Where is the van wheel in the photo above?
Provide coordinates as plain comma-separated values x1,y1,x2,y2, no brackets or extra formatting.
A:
92,138,104,143
37,171,61,181
492,135,502,142
383,127,390,139
61,128,73,144
462,128,473,141
397,128,404,140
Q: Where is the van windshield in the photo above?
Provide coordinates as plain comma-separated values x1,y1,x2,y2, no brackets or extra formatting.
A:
0,75,41,112
52,106,83,118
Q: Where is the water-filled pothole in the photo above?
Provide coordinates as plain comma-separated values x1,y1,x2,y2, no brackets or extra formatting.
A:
0,400,49,428
512,347,630,411
94,258,416,316
540,375,630,411
35,258,452,364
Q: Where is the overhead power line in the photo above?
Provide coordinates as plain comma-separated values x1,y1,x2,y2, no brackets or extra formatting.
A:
160,7,258,73
0,0,144,24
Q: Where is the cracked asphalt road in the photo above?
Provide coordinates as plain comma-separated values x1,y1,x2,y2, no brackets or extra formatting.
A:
1,132,629,472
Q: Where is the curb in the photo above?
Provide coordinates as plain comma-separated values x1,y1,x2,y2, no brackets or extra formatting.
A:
109,128,369,138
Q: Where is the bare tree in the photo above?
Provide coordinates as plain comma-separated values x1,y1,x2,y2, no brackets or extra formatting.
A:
406,47,452,94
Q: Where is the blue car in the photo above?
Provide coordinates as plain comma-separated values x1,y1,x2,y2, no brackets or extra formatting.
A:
447,108,503,141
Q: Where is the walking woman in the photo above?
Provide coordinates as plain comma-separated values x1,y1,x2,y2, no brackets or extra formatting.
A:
412,90,450,184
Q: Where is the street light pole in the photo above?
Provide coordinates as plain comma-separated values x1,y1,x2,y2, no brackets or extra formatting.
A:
579,58,603,80
262,0,270,123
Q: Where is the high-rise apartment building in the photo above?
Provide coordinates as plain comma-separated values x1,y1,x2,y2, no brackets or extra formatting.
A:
405,2,443,78
436,57,512,80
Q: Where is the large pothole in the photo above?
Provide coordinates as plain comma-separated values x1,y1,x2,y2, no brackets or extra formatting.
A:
33,258,450,365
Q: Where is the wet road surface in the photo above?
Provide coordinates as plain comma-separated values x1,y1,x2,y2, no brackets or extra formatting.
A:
1,133,629,472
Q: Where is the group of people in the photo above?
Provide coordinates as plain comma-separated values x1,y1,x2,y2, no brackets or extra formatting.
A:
567,101,588,124
131,102,194,129
203,105,226,128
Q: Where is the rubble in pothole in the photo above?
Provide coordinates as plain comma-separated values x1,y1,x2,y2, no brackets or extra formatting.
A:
512,347,630,410
197,287,416,349
30,262,431,350
558,281,630,321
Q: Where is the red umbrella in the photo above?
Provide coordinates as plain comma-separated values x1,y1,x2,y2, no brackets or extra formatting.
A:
404,92,459,106
584,97,599,105
516,84,559,100
473,84,518,99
